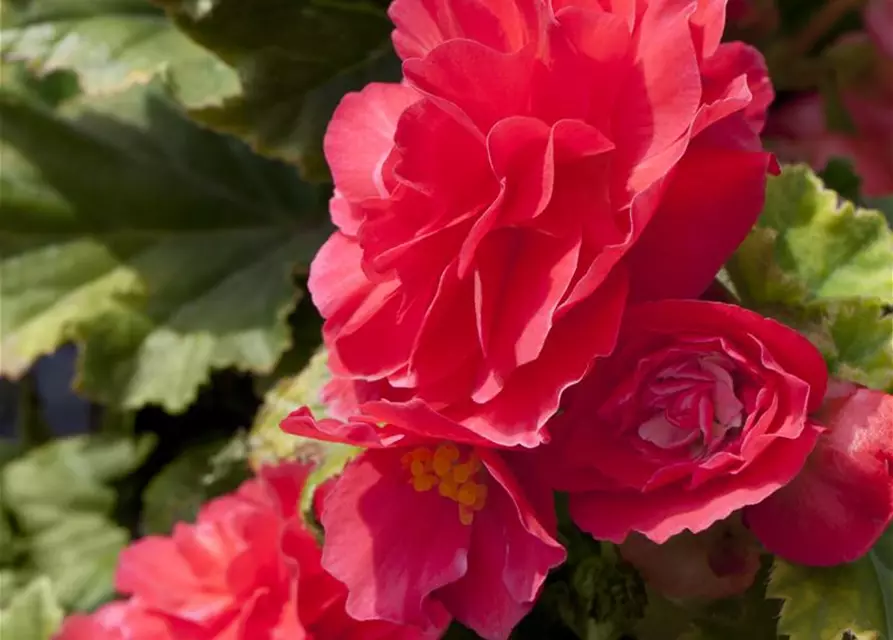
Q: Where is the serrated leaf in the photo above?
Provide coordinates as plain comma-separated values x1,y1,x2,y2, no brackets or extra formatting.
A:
728,165,893,306
157,0,399,180
1,434,154,610
0,0,231,95
769,527,893,640
0,79,329,412
248,347,358,512
0,577,63,640
768,299,893,393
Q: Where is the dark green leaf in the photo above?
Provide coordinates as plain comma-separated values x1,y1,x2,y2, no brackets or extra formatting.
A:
141,438,248,534
158,0,399,179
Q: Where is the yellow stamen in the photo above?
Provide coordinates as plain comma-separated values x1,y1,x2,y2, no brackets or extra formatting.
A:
412,473,437,492
439,479,459,499
402,444,489,525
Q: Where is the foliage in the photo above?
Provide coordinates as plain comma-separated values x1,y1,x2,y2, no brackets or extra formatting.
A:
0,0,891,638
0,577,63,640
1,434,154,610
769,526,893,640
0,74,328,412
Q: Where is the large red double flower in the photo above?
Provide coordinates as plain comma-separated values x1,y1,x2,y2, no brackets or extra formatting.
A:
312,0,776,447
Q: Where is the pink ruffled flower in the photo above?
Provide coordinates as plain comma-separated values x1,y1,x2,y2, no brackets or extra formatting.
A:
281,408,565,640
57,463,435,640
313,0,775,448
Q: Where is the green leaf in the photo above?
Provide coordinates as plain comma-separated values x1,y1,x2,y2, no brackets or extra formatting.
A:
157,0,399,180
1,434,154,610
0,79,329,412
768,527,893,640
141,437,248,534
0,0,232,95
727,165,893,306
769,298,893,393
0,577,63,640
248,347,358,512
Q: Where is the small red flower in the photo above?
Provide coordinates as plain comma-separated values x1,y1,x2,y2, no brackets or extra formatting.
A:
56,463,434,640
538,300,828,544
746,379,893,565
313,0,776,448
281,408,566,640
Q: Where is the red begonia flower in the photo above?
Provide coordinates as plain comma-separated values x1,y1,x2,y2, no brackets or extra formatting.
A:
746,379,893,566
60,463,436,640
281,407,565,640
312,0,776,448
538,300,827,544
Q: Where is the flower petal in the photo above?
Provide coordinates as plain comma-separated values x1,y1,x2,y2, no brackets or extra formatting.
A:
320,450,467,630
569,423,823,543
745,380,893,565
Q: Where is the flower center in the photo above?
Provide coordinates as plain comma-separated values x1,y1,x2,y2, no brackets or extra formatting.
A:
401,443,488,525
637,355,745,458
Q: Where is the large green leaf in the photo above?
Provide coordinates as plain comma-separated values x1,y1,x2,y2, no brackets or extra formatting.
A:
727,165,893,306
0,577,63,640
0,79,328,411
158,0,399,180
0,0,232,95
1,434,154,610
768,527,893,640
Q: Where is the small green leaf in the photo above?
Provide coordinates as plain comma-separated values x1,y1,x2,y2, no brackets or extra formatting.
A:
141,438,248,534
0,577,63,640
157,0,399,179
0,78,329,412
248,347,358,513
727,165,893,306
1,434,154,610
0,0,231,95
768,299,893,393
768,527,893,640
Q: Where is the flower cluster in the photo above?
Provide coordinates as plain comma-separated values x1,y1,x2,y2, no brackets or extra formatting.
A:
289,0,893,638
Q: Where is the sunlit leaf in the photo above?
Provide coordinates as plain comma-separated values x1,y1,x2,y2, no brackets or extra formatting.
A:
728,164,893,306
0,0,231,95
158,0,399,179
0,79,328,411
768,526,893,640
0,577,63,640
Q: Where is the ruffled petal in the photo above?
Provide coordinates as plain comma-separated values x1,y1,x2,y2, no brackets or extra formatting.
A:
320,449,467,631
